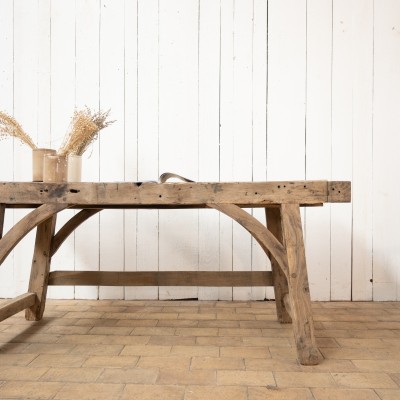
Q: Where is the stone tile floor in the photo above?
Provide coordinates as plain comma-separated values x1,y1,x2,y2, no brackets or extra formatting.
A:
0,299,400,399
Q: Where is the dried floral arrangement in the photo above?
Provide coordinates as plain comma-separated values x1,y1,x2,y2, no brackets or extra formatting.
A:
0,107,114,156
58,108,114,156
0,111,38,149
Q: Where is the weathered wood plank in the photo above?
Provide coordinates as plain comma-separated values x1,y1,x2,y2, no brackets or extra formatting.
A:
25,214,57,321
266,207,292,323
0,181,351,207
0,203,5,239
50,209,102,257
0,204,68,266
48,271,272,287
208,203,289,276
280,203,321,365
0,293,36,322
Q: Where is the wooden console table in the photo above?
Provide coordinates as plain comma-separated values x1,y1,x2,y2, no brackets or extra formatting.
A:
0,180,350,365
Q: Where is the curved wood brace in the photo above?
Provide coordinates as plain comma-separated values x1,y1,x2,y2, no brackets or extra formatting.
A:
50,208,103,257
0,203,69,266
207,203,289,275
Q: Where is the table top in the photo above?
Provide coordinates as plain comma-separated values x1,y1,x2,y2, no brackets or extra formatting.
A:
0,181,351,209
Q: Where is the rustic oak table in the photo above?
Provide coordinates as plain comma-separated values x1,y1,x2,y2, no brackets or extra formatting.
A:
0,180,350,365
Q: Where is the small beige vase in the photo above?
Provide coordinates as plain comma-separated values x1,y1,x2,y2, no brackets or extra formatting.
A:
67,155,82,182
32,148,57,182
43,154,68,183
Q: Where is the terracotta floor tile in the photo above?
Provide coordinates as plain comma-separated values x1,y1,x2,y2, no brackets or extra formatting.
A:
245,358,302,372
157,369,216,385
83,355,139,368
0,366,48,381
97,367,159,384
178,313,216,320
274,372,336,388
148,335,196,346
171,345,219,357
88,326,134,335
217,369,275,386
196,336,243,346
121,344,172,356
0,353,38,366
218,328,262,337
117,319,158,327
121,384,185,400
69,344,123,356
312,388,381,399
184,385,247,400
157,319,199,328
375,389,400,400
352,359,400,373
137,355,191,370
22,343,75,355
191,356,245,370
0,381,64,399
221,345,270,359
53,382,124,400
40,367,102,382
248,386,314,400
29,354,87,368
331,372,397,389
242,336,291,347
132,327,176,336
58,333,150,345
198,320,239,328
175,327,218,337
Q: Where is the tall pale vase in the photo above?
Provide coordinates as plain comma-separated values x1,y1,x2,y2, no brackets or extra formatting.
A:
32,148,56,182
42,154,68,183
67,155,82,182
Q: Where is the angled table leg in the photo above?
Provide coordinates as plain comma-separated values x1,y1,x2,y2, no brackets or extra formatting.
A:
280,203,321,365
25,213,57,321
0,204,5,239
265,207,291,324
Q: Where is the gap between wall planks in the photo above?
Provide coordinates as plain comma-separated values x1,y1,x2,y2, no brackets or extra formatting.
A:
0,0,399,301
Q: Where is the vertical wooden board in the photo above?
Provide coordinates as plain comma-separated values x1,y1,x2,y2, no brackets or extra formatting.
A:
36,0,51,148
351,0,373,301
198,0,221,300
267,0,307,180
231,0,253,301
47,0,76,299
135,0,159,300
304,0,332,301
123,0,138,300
13,0,39,295
330,0,353,300
0,0,14,298
74,0,101,299
219,0,234,300
158,0,199,300
99,0,125,299
372,0,400,301
251,0,268,301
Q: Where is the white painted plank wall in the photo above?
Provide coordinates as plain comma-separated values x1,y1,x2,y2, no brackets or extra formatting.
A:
1,0,400,301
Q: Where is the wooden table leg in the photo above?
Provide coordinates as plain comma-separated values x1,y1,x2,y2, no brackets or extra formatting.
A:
280,203,321,365
265,207,292,324
25,214,57,321
0,204,5,239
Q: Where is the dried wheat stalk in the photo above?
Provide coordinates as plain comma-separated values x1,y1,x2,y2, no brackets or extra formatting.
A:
58,108,114,156
0,111,37,149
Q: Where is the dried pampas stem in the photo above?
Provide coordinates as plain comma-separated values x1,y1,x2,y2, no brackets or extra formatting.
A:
0,111,37,149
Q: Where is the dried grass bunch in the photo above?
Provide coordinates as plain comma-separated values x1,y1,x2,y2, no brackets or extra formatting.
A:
58,108,114,156
0,111,37,149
